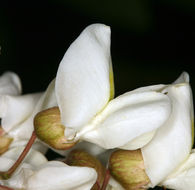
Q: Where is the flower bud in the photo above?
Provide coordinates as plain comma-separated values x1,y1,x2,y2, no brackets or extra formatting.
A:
34,107,77,150
0,136,13,155
0,127,13,155
109,149,150,190
66,149,106,190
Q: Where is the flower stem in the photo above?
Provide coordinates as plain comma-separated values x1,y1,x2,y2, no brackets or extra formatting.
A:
0,131,36,179
100,169,110,190
0,185,14,190
95,181,101,189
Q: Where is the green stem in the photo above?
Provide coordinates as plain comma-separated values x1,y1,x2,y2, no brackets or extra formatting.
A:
0,131,36,179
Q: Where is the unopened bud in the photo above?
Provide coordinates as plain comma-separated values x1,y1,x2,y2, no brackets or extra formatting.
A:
0,136,13,155
0,127,13,155
34,107,77,150
66,149,106,190
109,149,150,190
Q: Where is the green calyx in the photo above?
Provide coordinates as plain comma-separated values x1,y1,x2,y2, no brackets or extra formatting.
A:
34,107,77,150
109,149,150,190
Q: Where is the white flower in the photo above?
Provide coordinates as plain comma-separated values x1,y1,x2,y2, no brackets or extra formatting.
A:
0,72,56,153
0,72,21,96
6,79,57,142
0,147,97,190
54,23,171,150
106,72,194,190
161,149,195,190
140,72,194,188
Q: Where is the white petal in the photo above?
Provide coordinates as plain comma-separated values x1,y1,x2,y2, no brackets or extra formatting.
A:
0,93,42,133
173,71,189,84
55,24,112,138
1,168,34,189
55,140,106,158
119,130,156,150
82,90,171,149
0,156,34,189
0,156,34,174
0,157,33,189
0,157,18,172
108,177,125,190
8,79,57,140
10,139,48,154
131,84,166,93
162,150,195,190
27,161,97,190
142,82,193,187
33,79,57,111
0,72,22,96
2,146,47,168
0,147,47,189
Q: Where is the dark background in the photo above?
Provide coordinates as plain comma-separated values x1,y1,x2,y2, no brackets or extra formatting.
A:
1,0,195,96
0,1,195,189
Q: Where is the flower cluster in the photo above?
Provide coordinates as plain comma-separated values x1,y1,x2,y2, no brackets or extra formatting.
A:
0,24,194,190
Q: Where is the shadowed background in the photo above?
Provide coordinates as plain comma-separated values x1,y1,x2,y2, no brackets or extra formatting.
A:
0,1,195,189
1,0,195,95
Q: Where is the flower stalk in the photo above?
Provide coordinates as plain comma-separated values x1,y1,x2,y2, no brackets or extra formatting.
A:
0,185,14,190
0,131,36,179
100,169,110,190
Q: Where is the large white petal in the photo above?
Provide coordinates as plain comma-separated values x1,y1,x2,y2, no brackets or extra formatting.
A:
81,90,171,149
0,72,22,96
55,24,112,139
27,161,97,190
161,150,195,190
141,82,193,187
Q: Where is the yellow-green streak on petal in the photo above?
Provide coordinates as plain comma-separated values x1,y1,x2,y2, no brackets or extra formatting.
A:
192,117,194,147
109,61,115,100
